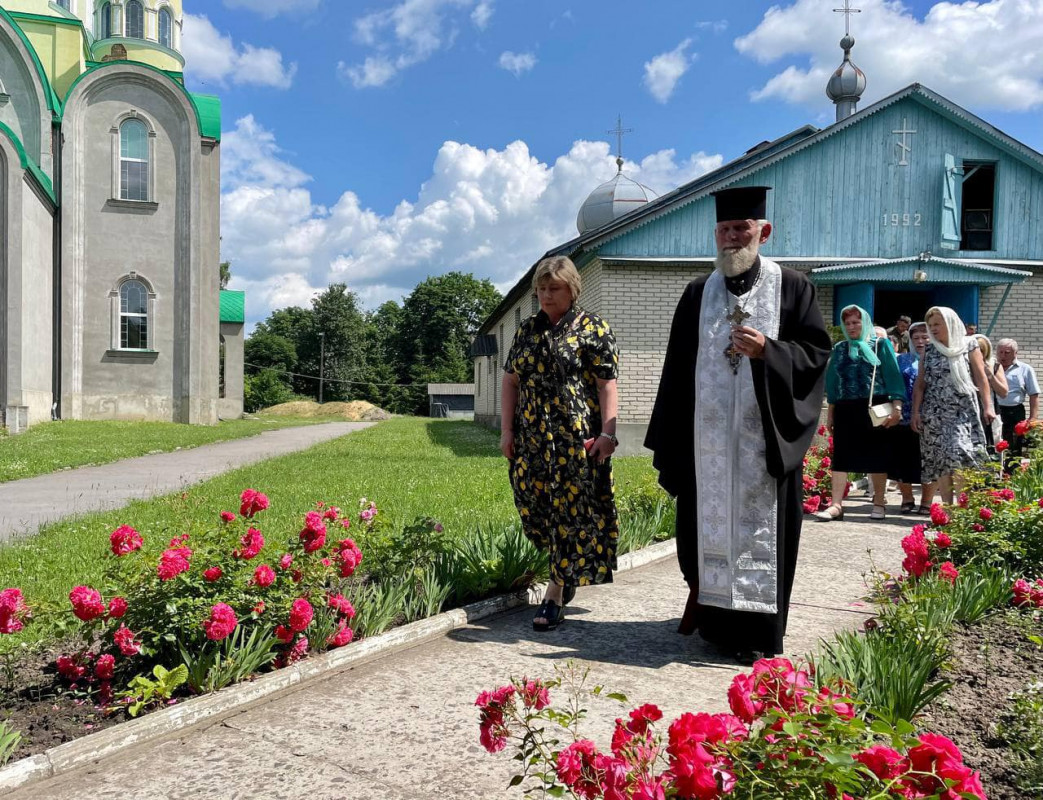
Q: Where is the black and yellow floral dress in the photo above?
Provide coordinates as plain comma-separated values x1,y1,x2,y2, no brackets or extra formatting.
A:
504,306,620,588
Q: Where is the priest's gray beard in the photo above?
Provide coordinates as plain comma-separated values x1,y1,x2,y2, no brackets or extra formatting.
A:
714,239,760,277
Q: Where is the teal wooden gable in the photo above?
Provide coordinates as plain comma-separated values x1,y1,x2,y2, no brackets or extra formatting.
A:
594,85,1043,263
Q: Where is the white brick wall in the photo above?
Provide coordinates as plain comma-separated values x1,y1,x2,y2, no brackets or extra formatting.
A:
980,275,1043,369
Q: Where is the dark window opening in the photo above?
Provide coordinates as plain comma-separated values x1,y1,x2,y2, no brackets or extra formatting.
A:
219,335,227,399
960,162,995,251
873,289,932,331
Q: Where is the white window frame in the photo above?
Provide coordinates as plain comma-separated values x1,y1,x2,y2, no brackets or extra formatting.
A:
110,273,157,352
157,6,173,48
99,1,112,39
111,110,157,204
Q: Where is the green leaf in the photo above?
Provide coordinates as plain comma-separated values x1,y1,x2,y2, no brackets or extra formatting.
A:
605,692,628,703
508,775,523,787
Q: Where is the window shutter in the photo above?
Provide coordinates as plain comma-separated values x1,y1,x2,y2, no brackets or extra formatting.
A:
940,154,962,250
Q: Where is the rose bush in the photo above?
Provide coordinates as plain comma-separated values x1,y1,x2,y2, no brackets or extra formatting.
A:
479,661,986,799
802,426,853,515
0,490,371,712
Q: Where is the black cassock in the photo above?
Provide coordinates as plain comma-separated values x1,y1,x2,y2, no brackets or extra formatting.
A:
644,264,831,655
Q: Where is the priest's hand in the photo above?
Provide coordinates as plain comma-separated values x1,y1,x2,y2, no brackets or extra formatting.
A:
731,326,766,359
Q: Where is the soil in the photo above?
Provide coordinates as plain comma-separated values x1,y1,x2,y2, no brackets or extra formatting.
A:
258,400,390,421
919,610,1043,800
1,644,123,762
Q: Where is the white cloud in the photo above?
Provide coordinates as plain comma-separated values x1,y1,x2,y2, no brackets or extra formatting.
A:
735,0,1043,111
339,0,487,88
182,15,296,89
643,39,694,104
223,0,321,18
498,51,537,76
471,0,494,29
696,19,728,34
220,116,722,324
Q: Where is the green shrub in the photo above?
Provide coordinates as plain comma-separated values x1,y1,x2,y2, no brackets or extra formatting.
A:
618,496,674,555
997,681,1043,796
0,720,20,767
244,370,297,413
179,624,278,694
435,522,548,607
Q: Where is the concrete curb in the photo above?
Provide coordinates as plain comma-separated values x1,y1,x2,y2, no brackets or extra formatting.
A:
0,539,677,795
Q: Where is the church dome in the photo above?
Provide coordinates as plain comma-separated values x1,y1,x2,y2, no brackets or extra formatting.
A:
576,161,658,234
825,36,866,104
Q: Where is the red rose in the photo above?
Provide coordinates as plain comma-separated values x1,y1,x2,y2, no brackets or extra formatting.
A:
289,598,314,632
299,511,327,553
939,562,959,585
107,597,128,619
70,586,106,622
333,538,363,578
202,603,238,641
327,594,355,618
56,654,87,682
157,546,192,581
239,488,270,518
94,653,116,681
113,624,141,656
978,507,993,521
929,504,950,527
326,618,354,648
996,439,1010,452
203,566,223,582
279,553,293,570
233,528,264,560
220,511,236,523
1013,578,1033,607
1014,420,1030,436
109,525,143,556
934,532,952,548
251,564,276,588
0,588,29,634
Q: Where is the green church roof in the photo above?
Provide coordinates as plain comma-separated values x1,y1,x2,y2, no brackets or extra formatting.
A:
189,92,222,142
220,290,245,324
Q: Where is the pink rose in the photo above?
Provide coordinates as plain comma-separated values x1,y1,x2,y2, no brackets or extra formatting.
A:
556,740,600,797
113,624,141,656
326,618,354,648
203,566,223,582
107,597,128,619
854,745,908,780
972,523,986,532
220,511,236,523
957,492,969,508
520,678,551,710
233,528,264,560
299,511,327,553
333,538,363,578
109,525,143,556
251,564,276,588
978,507,993,521
934,532,952,548
327,594,355,618
157,546,192,581
94,653,116,681
289,598,314,632
202,603,238,641
0,588,29,634
278,553,293,570
929,504,950,527
56,654,87,682
802,496,822,514
939,561,959,585
239,488,270,518
70,586,106,622
1013,578,1033,607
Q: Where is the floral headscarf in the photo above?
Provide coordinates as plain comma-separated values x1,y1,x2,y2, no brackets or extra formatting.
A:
926,306,976,397
840,305,881,367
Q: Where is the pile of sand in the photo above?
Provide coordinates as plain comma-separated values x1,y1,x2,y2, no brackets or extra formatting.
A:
259,400,390,421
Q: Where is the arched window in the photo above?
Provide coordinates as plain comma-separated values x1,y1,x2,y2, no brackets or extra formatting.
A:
100,2,111,38
158,8,172,48
125,0,144,39
119,118,149,201
120,280,149,349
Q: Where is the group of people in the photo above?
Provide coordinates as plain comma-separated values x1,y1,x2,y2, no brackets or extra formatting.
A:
496,184,1037,663
814,308,1039,521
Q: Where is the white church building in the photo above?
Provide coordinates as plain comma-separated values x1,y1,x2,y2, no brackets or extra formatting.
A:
0,0,237,433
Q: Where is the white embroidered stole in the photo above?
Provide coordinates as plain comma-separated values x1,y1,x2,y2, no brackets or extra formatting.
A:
693,259,782,614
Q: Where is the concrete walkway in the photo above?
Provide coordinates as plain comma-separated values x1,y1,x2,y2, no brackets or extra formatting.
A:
0,423,372,544
9,499,911,800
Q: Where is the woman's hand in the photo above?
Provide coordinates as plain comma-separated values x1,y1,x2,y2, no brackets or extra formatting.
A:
500,429,515,459
911,410,922,433
588,435,616,464
882,407,902,428
984,407,998,425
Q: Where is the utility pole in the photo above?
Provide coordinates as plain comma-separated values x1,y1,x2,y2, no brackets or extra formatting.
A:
318,332,326,404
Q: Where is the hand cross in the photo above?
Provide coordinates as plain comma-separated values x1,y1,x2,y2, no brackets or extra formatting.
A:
726,305,751,326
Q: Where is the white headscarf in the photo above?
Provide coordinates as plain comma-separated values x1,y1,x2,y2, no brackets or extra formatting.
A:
926,306,976,397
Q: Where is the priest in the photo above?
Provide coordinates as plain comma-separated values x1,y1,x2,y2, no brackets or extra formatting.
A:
644,186,831,661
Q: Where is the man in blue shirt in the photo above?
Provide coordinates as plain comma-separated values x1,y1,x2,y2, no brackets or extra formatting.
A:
996,338,1040,456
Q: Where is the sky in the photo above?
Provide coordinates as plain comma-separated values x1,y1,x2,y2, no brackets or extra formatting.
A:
177,0,1043,328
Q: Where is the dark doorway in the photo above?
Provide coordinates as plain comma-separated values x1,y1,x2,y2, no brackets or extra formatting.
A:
961,162,995,251
873,289,932,329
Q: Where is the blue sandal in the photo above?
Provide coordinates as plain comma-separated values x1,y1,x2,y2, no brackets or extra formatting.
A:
533,599,564,631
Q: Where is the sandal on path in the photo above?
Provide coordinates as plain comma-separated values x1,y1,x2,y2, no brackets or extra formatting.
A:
916,505,933,516
532,599,564,632
814,505,844,522
562,584,576,607
899,501,916,514
870,505,887,520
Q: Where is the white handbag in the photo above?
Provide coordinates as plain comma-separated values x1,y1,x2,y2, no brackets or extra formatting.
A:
867,341,895,427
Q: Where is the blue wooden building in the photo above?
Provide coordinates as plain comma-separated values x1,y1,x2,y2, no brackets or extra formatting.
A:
473,82,1043,452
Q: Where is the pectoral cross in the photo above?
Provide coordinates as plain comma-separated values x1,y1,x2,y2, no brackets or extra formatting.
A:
724,304,750,374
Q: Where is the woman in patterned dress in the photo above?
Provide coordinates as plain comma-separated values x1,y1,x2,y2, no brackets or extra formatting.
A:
912,306,995,507
500,256,620,631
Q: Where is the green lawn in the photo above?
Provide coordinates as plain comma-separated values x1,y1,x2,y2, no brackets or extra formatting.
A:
0,418,325,483
0,418,664,650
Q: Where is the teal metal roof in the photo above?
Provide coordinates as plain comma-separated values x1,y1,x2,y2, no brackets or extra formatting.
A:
809,257,1033,286
188,93,221,141
219,290,245,324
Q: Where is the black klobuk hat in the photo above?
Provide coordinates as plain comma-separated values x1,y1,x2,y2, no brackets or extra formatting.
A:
710,186,771,222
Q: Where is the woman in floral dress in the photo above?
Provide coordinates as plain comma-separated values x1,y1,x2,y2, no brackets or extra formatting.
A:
912,306,995,507
500,256,620,631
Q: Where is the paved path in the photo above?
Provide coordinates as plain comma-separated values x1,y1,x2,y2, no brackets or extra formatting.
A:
0,423,372,544
10,499,911,800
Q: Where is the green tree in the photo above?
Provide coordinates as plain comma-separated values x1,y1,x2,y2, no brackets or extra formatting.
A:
244,331,297,375
395,272,501,413
244,370,296,412
298,284,368,403
219,261,231,289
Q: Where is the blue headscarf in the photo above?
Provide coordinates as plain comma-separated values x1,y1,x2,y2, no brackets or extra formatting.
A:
840,305,881,367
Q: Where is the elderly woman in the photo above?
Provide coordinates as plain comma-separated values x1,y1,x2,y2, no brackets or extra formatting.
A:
889,322,930,513
912,307,995,506
973,334,1009,451
500,256,620,632
816,305,905,521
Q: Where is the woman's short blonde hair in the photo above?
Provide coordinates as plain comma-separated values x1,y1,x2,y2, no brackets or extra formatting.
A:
532,256,581,301
975,334,993,361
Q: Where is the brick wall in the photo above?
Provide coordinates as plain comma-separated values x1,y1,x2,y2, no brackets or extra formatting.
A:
979,274,1043,370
